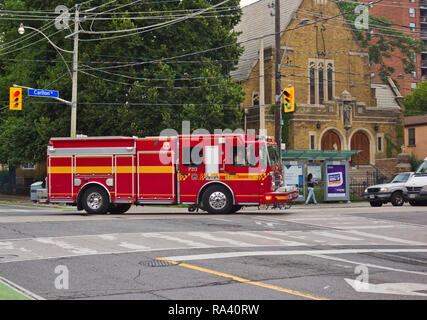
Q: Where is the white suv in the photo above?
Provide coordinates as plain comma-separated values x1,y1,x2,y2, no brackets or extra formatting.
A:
403,157,427,206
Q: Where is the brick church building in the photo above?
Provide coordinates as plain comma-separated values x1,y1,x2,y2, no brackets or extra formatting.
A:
232,0,405,165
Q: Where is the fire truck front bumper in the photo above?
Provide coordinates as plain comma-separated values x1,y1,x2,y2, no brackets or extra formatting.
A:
262,186,298,204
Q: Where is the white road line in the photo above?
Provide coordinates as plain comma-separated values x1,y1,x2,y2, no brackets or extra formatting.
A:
211,218,233,222
163,248,427,262
187,232,257,247
231,231,305,246
345,230,427,246
314,232,364,241
310,254,427,276
339,225,398,230
34,238,98,255
142,232,210,248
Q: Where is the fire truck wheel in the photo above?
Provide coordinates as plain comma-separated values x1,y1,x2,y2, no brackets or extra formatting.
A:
202,185,234,214
230,205,242,213
109,203,132,214
82,186,110,214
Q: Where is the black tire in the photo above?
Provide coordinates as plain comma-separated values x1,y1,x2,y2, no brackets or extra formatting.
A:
202,185,234,214
81,186,110,214
109,203,131,214
409,200,418,206
369,201,383,207
409,200,427,206
390,191,404,207
230,205,242,213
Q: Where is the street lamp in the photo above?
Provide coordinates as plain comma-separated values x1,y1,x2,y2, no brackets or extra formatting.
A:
18,6,80,138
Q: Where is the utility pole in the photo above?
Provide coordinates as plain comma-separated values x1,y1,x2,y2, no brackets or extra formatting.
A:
259,38,265,137
70,5,79,138
274,0,282,151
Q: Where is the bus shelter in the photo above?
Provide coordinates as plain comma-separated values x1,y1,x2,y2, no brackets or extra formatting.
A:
281,150,359,202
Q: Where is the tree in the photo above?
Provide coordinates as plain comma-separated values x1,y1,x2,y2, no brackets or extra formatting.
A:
337,1,424,83
404,81,427,116
0,0,244,168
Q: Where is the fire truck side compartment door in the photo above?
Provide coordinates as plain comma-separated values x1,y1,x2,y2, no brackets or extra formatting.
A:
137,139,176,203
48,156,73,201
205,145,219,180
115,155,134,201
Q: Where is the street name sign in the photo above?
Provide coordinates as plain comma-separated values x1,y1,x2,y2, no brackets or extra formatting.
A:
28,89,59,98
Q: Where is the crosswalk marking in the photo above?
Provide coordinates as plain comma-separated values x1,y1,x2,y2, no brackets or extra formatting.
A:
187,232,257,247
1,228,426,264
142,233,210,248
313,232,363,241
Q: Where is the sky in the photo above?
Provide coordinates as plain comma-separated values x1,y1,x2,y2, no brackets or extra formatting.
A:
240,0,259,7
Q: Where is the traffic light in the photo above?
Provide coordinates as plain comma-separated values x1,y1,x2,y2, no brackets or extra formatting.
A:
9,87,22,111
282,86,294,113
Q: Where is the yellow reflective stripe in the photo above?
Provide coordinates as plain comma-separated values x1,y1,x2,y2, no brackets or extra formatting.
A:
139,166,174,174
228,174,259,181
116,166,133,174
49,167,72,174
76,166,112,174
49,166,134,174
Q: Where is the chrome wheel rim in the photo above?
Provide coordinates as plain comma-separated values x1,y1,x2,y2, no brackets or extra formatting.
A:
395,194,403,205
87,192,103,210
209,191,227,210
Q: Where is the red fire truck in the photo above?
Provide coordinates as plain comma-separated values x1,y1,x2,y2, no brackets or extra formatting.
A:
47,134,297,214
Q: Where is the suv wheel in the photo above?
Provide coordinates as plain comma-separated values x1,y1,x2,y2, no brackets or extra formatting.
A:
390,191,404,206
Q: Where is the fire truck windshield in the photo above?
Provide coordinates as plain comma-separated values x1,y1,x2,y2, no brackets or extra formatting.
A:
259,144,280,167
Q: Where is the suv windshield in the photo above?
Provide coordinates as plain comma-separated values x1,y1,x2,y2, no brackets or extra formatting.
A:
416,161,427,174
391,173,410,183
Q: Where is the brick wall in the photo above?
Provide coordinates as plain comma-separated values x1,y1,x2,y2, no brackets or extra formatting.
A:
358,0,421,96
375,158,399,175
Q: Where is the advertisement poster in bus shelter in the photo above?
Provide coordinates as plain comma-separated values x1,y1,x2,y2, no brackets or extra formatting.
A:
326,164,347,198
282,162,304,201
307,163,322,181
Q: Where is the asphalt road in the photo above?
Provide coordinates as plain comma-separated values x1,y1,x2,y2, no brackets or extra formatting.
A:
0,201,426,302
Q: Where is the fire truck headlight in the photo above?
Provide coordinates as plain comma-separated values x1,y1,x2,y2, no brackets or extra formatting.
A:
106,178,114,187
74,178,82,187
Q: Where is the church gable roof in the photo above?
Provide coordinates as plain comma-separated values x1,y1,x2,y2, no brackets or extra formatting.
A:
232,0,302,82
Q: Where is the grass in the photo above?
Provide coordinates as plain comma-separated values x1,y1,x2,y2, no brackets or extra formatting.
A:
0,280,31,300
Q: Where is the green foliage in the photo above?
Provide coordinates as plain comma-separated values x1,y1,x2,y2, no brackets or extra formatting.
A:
337,1,424,83
409,152,423,172
281,107,292,146
0,0,244,165
404,81,427,116
385,134,399,158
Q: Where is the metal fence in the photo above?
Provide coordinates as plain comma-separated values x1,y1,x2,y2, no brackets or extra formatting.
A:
350,170,388,197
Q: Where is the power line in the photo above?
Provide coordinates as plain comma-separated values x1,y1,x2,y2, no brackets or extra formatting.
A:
79,0,233,41
79,69,236,89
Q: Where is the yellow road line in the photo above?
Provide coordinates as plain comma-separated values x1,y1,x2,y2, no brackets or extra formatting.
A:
156,257,328,300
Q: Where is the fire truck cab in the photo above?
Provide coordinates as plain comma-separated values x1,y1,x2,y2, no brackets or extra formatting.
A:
47,134,297,214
